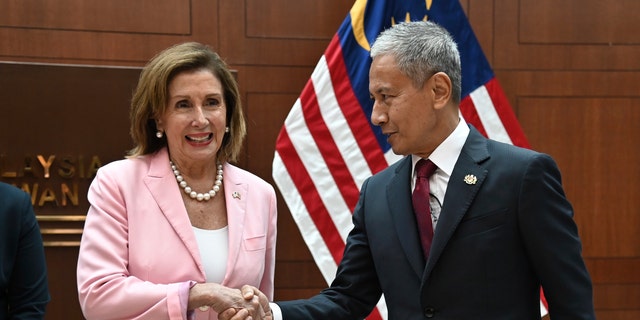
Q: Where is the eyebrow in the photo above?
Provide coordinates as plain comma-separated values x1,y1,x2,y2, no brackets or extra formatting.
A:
372,85,391,94
169,92,223,100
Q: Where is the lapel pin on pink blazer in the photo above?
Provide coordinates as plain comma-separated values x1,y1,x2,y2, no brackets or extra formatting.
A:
232,191,241,199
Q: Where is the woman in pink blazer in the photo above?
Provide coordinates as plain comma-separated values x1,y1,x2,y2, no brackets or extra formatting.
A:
77,42,277,320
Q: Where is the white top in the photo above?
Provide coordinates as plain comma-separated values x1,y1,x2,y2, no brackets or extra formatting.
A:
192,226,229,283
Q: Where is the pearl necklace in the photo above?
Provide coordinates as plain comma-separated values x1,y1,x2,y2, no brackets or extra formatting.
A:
170,161,223,201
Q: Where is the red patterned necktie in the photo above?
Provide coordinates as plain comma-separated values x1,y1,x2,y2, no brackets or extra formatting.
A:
412,159,437,261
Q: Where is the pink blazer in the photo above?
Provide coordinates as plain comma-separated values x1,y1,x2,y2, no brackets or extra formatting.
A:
77,148,277,320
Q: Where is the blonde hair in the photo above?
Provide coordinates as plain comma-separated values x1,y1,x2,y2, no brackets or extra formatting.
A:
127,42,246,163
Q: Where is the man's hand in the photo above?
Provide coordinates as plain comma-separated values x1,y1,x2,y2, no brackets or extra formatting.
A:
218,285,272,320
188,283,267,318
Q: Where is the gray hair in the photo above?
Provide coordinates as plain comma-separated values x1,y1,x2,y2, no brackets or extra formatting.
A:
370,21,462,103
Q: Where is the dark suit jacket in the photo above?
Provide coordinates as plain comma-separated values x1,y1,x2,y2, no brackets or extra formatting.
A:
277,127,595,319
0,182,50,320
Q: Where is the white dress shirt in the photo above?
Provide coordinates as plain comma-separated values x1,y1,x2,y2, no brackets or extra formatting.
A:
411,119,469,230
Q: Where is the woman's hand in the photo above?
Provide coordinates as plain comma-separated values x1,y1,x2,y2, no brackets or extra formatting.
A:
217,285,272,320
188,283,267,318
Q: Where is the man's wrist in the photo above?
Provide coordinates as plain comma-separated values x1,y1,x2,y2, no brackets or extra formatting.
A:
269,302,283,320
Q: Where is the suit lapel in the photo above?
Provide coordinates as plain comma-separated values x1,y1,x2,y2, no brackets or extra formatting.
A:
221,164,247,284
143,148,203,273
424,128,490,278
388,157,426,277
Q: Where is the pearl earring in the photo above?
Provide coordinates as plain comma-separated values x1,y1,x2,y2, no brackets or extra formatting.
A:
156,130,163,138
225,127,230,133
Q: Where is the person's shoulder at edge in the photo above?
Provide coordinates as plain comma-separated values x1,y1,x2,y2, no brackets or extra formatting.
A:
483,136,552,163
0,180,30,196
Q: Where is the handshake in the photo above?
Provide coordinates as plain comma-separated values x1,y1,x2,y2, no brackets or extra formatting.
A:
189,283,272,320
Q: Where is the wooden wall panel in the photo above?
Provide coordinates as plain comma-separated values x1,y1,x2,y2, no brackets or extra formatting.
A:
1,0,190,34
520,0,640,44
0,63,140,215
218,0,351,65
518,98,640,257
1,0,638,319
244,92,297,179
588,258,640,315
44,247,84,320
0,0,217,65
245,0,348,39
493,0,640,70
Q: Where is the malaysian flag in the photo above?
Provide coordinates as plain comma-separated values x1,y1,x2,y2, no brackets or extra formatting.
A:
272,0,544,318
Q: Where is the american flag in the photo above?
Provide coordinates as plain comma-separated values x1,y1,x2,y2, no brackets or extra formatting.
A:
272,0,545,318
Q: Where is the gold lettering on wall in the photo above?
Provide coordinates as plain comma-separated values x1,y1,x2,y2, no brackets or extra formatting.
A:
36,155,55,178
60,183,79,206
0,153,102,207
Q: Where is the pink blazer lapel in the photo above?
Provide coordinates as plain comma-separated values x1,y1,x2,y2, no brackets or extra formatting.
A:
222,163,248,282
143,149,203,273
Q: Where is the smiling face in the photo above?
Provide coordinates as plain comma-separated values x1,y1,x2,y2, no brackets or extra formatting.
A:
156,68,227,167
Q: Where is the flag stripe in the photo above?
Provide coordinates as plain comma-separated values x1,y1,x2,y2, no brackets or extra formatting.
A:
304,58,363,239
272,153,339,282
275,113,346,264
302,69,361,212
459,94,489,138
470,85,513,144
484,78,531,148
324,35,389,174
281,95,352,241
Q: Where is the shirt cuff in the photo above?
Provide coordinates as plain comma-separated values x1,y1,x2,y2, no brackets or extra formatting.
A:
270,302,283,320
180,281,198,320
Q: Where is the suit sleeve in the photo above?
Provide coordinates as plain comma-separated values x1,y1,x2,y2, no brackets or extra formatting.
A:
276,178,381,320
518,154,595,319
8,190,50,319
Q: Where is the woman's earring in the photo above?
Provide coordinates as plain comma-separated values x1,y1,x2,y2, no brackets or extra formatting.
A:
156,130,163,138
225,127,230,133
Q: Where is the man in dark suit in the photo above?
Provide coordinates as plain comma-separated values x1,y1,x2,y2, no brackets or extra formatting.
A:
0,182,50,319
223,20,595,320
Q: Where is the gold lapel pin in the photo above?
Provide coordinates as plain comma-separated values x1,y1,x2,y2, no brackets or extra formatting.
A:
232,191,241,199
463,174,477,185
